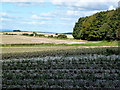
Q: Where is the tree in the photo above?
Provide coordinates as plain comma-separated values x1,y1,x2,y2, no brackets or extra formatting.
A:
57,34,67,39
13,30,21,32
72,8,119,41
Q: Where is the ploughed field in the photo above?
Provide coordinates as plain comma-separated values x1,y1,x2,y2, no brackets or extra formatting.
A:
2,47,120,89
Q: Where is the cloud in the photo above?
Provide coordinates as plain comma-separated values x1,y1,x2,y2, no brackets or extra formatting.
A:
0,12,14,21
1,0,44,2
0,12,9,16
14,2,35,7
0,12,19,21
22,21,46,25
40,12,56,17
0,18,12,21
108,5,116,10
66,10,80,16
31,15,52,20
51,0,119,10
13,2,45,7
59,22,74,25
51,0,119,3
60,17,72,21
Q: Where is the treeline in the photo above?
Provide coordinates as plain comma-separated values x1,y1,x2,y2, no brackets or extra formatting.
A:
73,8,120,41
22,32,68,39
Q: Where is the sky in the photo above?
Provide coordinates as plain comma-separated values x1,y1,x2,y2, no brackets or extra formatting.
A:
0,0,119,33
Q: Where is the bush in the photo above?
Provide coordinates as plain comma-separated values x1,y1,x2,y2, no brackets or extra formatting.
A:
57,34,67,39
55,33,58,35
29,34,34,36
36,34,45,37
22,33,29,36
33,32,37,36
4,33,17,35
22,33,34,36
48,35,54,38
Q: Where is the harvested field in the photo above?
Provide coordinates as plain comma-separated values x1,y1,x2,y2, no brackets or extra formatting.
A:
1,35,84,44
1,46,77,54
1,46,118,54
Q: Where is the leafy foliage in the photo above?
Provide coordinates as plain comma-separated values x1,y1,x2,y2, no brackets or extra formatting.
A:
57,34,67,39
48,35,54,38
73,8,120,41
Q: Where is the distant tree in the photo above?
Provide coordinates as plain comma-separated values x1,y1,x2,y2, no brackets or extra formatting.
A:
55,33,58,35
48,35,54,38
37,34,45,37
13,30,21,32
29,34,34,36
33,32,37,36
57,34,67,39
22,33,29,36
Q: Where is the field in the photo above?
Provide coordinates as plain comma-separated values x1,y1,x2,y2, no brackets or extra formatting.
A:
1,33,120,89
2,47,120,89
1,34,119,54
1,46,77,54
1,35,82,44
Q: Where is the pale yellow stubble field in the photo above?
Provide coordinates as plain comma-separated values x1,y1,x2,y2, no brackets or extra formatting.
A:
1,35,84,44
1,46,78,54
1,33,85,53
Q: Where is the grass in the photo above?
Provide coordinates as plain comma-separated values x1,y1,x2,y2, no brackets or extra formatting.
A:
68,41,119,46
1,40,119,47
1,41,119,54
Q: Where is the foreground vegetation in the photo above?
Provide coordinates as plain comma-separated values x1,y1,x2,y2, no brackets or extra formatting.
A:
2,47,120,89
2,47,119,60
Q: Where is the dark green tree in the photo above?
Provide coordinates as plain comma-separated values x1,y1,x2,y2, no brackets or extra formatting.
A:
73,8,120,41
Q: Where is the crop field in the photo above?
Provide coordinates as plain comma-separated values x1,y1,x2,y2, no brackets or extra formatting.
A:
1,46,77,54
1,35,83,44
2,47,120,89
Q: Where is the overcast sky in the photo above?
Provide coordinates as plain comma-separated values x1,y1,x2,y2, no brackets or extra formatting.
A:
0,0,119,33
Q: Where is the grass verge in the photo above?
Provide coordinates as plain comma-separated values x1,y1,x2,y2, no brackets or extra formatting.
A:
1,41,119,47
